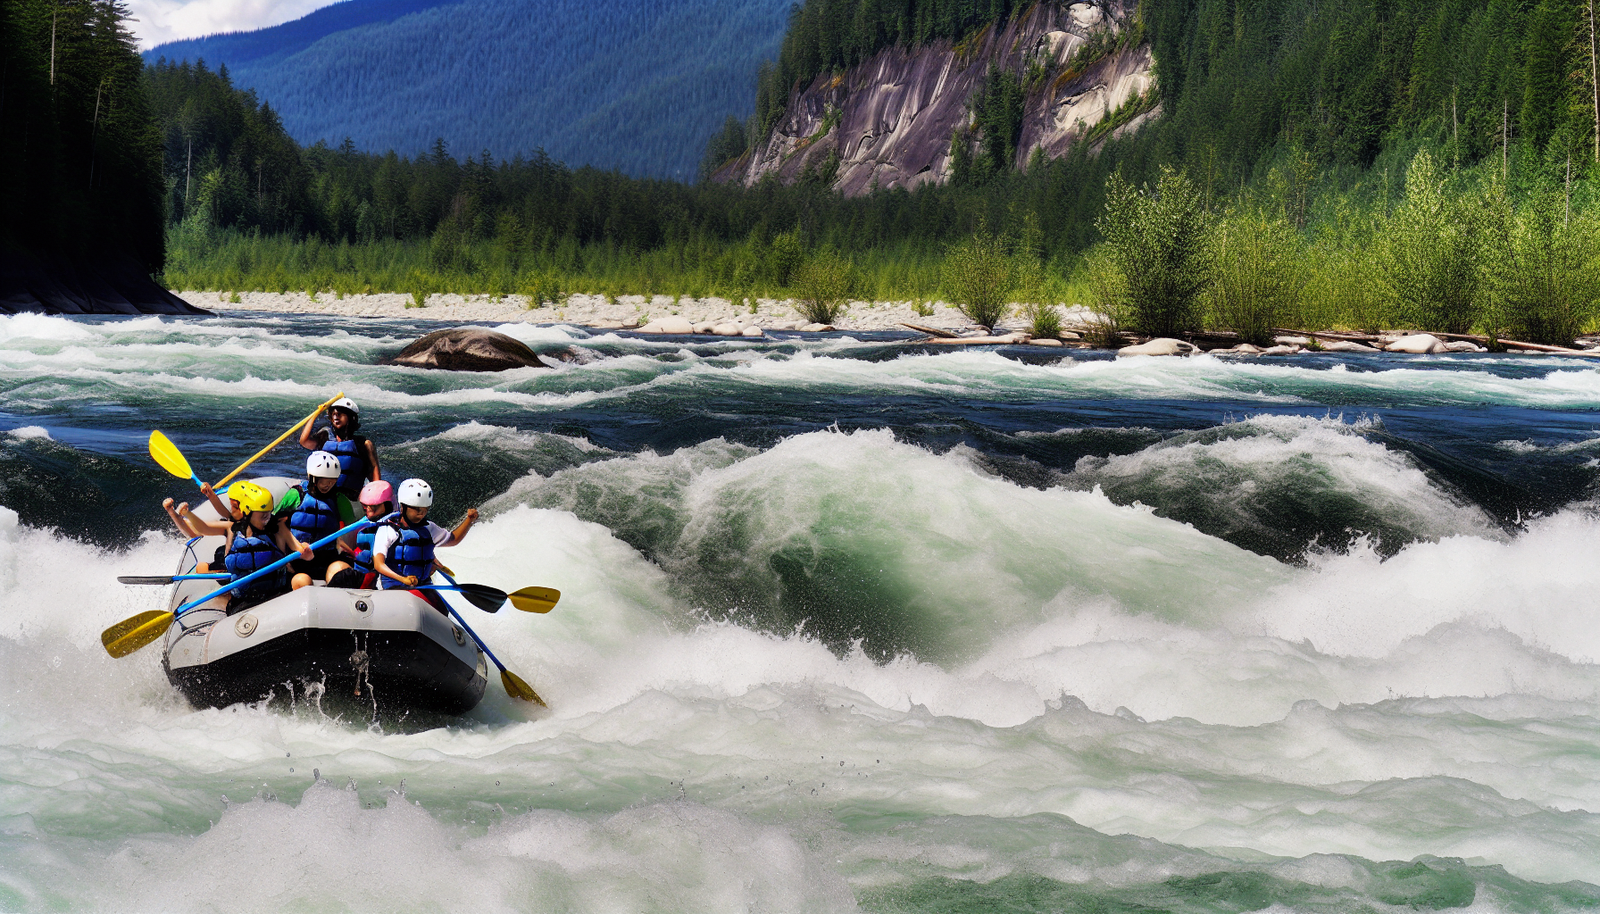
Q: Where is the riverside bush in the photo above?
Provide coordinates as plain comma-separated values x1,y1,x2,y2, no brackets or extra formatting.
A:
1079,244,1132,346
1099,167,1213,338
1207,209,1302,345
792,251,855,324
1377,151,1485,334
941,231,1014,330
1486,193,1600,344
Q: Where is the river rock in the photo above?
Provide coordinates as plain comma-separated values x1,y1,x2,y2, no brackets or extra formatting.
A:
637,316,695,334
1058,330,1082,341
693,321,717,334
1273,334,1311,346
801,323,836,332
1445,340,1486,353
1260,344,1300,355
742,326,765,337
1117,338,1198,357
712,323,742,336
1386,333,1448,354
1027,337,1065,347
1321,340,1380,353
388,327,549,371
1231,343,1263,354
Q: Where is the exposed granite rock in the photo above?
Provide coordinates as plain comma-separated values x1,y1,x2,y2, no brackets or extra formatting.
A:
1117,337,1197,357
387,328,549,371
719,1,1152,197
1386,333,1448,354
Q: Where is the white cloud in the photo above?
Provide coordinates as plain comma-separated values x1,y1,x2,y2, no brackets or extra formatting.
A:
127,0,343,50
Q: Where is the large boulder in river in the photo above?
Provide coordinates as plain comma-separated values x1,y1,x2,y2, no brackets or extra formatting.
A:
388,328,549,371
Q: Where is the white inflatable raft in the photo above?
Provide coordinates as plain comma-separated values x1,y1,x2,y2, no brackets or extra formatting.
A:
159,477,488,714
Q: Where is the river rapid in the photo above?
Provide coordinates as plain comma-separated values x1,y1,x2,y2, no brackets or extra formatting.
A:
3,312,1600,912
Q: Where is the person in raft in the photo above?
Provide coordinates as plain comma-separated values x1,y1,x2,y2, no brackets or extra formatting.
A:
299,396,379,501
370,478,478,610
277,451,357,588
161,481,237,539
328,479,397,590
164,482,257,573
223,481,314,612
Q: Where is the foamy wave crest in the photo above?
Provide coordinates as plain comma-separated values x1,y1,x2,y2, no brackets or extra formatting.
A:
1063,414,1500,559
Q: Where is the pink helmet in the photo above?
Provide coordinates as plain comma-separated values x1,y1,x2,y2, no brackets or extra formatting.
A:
359,479,395,506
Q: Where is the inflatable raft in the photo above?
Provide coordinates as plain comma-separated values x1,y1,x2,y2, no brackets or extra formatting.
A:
158,477,488,714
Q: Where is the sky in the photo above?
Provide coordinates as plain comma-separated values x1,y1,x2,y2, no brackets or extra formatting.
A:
126,0,342,49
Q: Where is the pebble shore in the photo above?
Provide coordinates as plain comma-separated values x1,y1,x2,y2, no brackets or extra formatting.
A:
178,290,1030,332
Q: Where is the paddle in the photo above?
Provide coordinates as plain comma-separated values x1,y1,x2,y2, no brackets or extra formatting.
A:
436,570,545,705
149,430,204,489
413,583,508,613
508,586,560,614
118,574,230,585
428,562,559,613
101,518,373,659
216,392,346,488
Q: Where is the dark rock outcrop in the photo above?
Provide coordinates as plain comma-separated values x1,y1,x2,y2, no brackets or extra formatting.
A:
0,252,210,316
388,328,551,371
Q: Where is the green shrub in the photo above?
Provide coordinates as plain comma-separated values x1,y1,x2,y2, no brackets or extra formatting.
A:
1206,209,1302,345
1098,166,1213,338
1079,244,1132,347
792,251,855,324
941,231,1014,329
1486,194,1600,344
1022,301,1062,338
522,270,565,308
1376,151,1484,333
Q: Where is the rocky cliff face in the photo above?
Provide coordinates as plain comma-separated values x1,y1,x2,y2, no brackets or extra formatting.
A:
719,1,1154,197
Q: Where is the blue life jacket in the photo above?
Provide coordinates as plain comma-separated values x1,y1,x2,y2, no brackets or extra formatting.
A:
351,511,396,574
322,434,369,498
224,522,287,596
380,519,435,589
288,482,341,544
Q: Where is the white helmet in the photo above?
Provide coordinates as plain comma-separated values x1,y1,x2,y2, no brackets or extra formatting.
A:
330,396,359,416
397,478,434,508
307,451,342,479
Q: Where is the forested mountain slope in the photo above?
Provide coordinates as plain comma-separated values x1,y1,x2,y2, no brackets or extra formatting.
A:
146,0,792,180
719,0,1600,200
0,0,204,314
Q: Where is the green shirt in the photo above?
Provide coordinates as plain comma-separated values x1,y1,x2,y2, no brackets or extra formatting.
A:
274,485,358,524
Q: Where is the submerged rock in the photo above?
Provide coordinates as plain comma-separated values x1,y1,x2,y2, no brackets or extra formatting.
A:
388,327,549,371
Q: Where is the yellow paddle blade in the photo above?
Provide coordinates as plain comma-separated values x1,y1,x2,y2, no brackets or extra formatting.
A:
148,431,194,481
101,610,173,658
509,586,559,614
501,669,546,706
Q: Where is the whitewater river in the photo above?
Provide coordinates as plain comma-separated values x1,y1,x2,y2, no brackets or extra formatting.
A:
4,312,1600,912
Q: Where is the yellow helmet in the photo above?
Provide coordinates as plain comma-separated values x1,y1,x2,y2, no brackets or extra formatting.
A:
227,481,275,514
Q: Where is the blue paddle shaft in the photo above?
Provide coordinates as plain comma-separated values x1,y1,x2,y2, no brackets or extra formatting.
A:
436,571,509,672
175,518,372,616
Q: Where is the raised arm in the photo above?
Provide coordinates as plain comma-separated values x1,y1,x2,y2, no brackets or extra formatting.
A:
298,411,327,451
443,508,479,546
363,438,380,482
199,482,231,519
163,498,198,538
177,502,232,537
